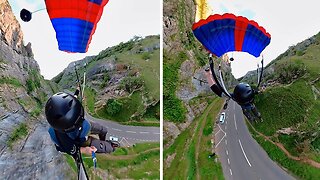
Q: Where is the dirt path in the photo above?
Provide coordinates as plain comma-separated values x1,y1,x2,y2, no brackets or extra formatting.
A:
246,120,320,169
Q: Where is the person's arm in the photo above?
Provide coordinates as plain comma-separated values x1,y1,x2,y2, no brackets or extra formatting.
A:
74,85,80,98
205,69,223,97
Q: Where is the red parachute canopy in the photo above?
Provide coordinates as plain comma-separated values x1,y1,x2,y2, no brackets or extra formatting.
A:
192,13,271,58
45,0,109,53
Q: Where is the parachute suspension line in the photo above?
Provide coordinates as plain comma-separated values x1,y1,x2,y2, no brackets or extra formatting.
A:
74,63,83,102
82,62,87,99
257,55,264,88
218,60,232,98
31,8,46,14
209,55,232,99
76,148,89,180
257,63,260,85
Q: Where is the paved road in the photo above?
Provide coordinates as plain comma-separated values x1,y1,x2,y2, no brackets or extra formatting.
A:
215,100,295,180
85,113,160,147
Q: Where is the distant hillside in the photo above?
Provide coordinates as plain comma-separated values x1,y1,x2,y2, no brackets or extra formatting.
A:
245,32,320,179
53,35,160,126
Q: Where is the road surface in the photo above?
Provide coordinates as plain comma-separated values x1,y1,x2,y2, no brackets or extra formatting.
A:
215,100,294,180
85,113,160,147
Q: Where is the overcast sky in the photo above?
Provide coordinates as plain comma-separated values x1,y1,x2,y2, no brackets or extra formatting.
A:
8,0,160,79
208,0,320,78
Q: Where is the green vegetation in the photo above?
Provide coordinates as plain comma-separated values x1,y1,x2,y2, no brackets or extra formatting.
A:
120,76,144,93
105,99,123,115
143,102,160,121
7,123,28,149
163,52,187,122
249,33,320,178
0,77,22,87
247,122,320,179
72,36,160,125
64,143,160,179
164,98,224,179
84,87,96,115
97,92,144,122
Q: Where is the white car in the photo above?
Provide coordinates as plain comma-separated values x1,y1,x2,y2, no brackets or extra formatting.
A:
109,136,119,142
219,112,225,124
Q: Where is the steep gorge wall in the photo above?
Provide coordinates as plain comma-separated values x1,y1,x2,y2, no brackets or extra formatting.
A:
0,1,70,179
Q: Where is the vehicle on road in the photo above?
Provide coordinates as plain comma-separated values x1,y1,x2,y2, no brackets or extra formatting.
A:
219,112,225,124
109,136,119,142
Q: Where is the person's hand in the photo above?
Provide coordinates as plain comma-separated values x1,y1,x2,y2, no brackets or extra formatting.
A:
80,146,97,155
204,70,215,86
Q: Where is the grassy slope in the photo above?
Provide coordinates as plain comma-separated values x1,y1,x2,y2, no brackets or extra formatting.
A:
82,36,160,125
250,33,320,178
164,98,224,179
65,143,160,179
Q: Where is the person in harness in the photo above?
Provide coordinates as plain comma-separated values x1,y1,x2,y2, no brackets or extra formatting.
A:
205,68,262,122
45,90,116,157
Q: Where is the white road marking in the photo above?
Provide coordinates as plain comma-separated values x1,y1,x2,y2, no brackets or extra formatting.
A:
215,129,221,136
226,150,229,155
234,114,238,130
225,126,227,130
153,132,160,135
230,169,233,176
228,158,230,165
215,133,226,148
126,131,137,133
226,120,228,124
239,139,252,167
225,139,227,145
233,101,235,110
112,128,121,131
140,132,149,134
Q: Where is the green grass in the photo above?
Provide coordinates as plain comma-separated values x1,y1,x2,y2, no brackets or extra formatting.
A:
64,143,159,179
164,98,224,179
163,52,188,122
247,122,320,179
97,91,144,122
0,77,22,87
254,80,313,136
7,123,28,149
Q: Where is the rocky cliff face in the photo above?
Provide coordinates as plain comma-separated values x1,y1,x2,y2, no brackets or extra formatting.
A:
0,1,70,179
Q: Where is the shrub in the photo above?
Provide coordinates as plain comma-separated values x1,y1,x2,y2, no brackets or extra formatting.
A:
106,99,123,115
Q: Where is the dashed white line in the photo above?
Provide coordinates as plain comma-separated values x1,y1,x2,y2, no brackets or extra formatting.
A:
239,139,252,167
226,150,229,155
153,132,160,135
227,158,230,165
140,132,149,134
225,139,227,145
112,128,121,131
230,169,233,176
234,114,238,130
126,131,137,133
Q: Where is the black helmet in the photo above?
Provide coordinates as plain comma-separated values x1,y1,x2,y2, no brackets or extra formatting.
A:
233,83,254,105
45,92,84,132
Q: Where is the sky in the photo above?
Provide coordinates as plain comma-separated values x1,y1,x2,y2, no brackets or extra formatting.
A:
8,0,161,79
208,0,320,78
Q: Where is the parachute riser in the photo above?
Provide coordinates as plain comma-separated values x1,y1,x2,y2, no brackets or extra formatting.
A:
257,55,264,88
209,55,232,99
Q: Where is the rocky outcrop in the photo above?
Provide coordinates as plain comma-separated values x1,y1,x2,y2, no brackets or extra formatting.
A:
0,1,69,179
0,0,32,56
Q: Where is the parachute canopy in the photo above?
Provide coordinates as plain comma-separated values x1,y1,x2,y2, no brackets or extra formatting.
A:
45,0,109,53
192,13,271,58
